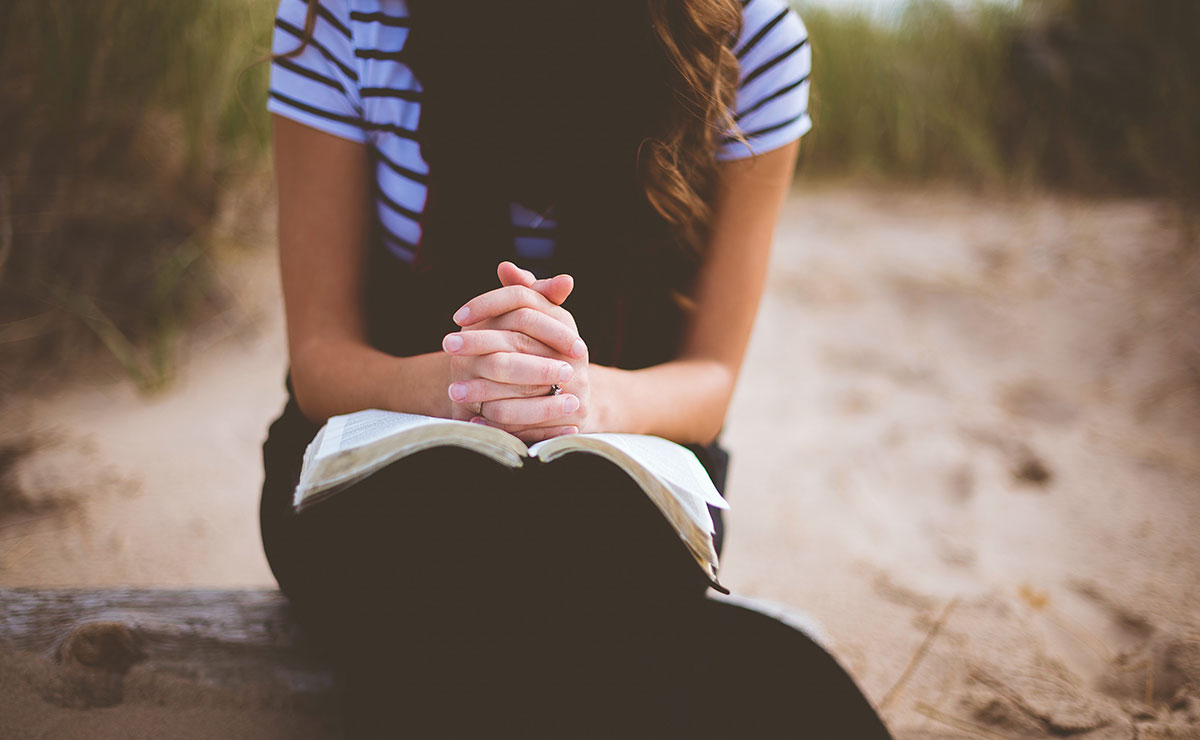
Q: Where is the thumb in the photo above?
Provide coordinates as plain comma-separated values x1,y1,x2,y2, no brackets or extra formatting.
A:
532,274,574,306
497,261,574,306
497,260,536,288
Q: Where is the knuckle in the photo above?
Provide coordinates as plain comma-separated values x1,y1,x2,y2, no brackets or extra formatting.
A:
504,285,531,308
517,384,542,397
514,308,537,331
503,330,522,351
515,331,538,355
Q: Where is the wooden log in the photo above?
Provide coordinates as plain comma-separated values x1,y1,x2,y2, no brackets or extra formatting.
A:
0,589,341,738
0,588,332,689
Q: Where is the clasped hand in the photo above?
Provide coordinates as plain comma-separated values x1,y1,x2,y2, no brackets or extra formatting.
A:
442,262,591,443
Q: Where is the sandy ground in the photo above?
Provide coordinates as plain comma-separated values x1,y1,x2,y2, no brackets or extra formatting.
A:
2,186,1198,738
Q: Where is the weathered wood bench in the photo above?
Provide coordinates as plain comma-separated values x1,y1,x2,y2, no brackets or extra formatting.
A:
0,589,845,739
0,589,342,739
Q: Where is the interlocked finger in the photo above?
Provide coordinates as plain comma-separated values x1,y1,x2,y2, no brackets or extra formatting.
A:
466,309,586,359
511,425,580,444
454,285,578,333
477,393,581,428
472,352,573,386
450,377,562,405
443,329,558,359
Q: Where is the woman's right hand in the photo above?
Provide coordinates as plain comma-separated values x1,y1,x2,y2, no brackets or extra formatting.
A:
442,272,587,440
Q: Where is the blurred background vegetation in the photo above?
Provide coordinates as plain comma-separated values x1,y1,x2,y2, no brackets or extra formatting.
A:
0,0,274,388
0,0,1196,388
799,0,1200,197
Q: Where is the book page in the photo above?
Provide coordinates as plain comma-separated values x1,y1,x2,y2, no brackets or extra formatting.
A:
295,410,530,511
537,434,729,511
314,410,451,461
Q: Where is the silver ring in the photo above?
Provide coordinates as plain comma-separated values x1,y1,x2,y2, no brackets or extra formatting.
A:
548,384,562,396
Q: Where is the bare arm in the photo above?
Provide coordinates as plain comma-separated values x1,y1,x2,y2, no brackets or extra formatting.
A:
591,142,799,444
274,115,450,422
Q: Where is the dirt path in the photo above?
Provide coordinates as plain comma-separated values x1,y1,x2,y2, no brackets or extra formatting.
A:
721,187,1200,737
3,187,1198,738
0,244,286,587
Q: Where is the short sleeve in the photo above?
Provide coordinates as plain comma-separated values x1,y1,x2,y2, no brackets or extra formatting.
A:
267,0,366,144
718,0,812,161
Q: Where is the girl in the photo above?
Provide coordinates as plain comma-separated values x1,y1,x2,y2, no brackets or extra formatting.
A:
260,0,893,736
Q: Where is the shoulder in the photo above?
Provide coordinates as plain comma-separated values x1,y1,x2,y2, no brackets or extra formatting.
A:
272,0,415,50
342,0,413,50
738,0,808,39
719,0,812,161
270,0,361,77
273,0,357,43
268,0,372,143
734,0,809,86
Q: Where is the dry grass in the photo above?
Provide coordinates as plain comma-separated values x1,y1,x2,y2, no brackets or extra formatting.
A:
796,0,1200,200
0,0,276,389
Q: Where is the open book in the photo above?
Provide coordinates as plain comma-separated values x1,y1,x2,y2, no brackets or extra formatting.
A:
294,409,730,590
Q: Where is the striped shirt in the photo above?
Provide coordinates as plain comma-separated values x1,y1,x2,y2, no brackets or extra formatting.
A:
267,0,812,265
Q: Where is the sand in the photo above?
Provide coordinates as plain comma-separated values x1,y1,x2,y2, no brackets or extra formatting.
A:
2,186,1198,738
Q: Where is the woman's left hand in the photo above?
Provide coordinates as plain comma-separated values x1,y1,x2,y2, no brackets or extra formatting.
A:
447,263,594,442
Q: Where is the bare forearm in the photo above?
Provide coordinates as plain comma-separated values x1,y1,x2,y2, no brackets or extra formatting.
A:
289,338,451,423
590,359,735,446
581,148,797,446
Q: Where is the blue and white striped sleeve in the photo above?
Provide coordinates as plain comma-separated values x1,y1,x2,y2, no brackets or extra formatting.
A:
718,0,812,160
267,0,366,144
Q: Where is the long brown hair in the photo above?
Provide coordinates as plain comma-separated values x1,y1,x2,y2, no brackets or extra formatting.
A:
642,0,744,260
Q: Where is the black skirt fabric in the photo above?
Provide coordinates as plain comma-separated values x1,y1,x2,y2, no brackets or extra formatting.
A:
257,380,893,740
258,243,890,738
